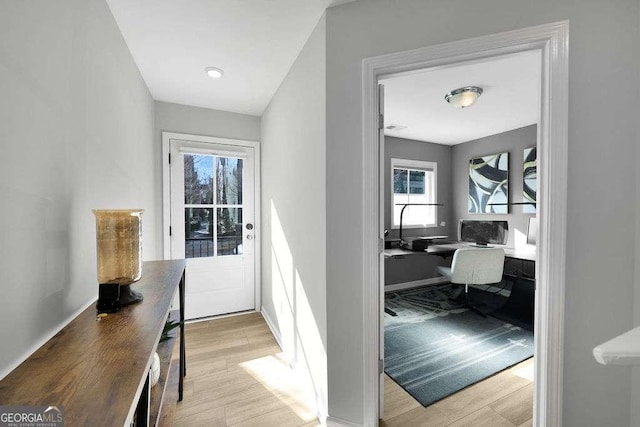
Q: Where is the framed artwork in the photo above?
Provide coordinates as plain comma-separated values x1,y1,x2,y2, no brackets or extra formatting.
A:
469,152,509,214
523,146,537,213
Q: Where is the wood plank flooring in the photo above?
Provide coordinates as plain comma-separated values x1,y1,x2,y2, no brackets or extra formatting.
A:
381,358,534,426
174,312,320,427
173,312,533,426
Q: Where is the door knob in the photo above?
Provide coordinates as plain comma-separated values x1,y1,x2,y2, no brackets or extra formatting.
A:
246,223,254,230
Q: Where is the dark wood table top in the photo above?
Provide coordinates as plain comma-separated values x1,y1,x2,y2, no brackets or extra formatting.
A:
0,259,186,427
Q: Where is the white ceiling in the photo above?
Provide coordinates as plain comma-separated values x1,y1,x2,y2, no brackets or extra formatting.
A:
106,0,354,116
382,51,541,145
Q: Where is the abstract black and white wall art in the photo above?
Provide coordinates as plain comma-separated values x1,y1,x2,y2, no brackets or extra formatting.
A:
523,146,537,214
469,152,509,214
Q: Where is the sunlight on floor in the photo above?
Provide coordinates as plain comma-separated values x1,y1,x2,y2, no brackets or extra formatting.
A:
239,353,318,422
512,358,535,381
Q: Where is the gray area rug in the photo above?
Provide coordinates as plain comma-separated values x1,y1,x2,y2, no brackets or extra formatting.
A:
384,285,533,407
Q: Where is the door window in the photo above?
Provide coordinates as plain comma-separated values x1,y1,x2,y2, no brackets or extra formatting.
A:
183,153,244,258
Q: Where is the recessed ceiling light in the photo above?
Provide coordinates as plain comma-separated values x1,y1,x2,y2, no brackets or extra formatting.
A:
205,67,224,79
445,86,483,108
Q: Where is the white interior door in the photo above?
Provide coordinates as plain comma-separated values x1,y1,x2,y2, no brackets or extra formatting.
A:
169,138,256,320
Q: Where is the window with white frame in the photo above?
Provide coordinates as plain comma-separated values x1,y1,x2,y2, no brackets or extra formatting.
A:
391,158,437,228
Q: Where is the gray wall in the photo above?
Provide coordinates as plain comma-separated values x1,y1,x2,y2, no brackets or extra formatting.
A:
153,101,261,247
384,136,454,240
452,125,537,248
154,101,261,142
326,0,638,425
0,0,157,377
385,127,536,286
633,4,640,422
260,15,327,418
384,136,453,285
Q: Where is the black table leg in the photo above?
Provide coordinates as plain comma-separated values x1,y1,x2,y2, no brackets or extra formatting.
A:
135,374,150,426
179,269,186,402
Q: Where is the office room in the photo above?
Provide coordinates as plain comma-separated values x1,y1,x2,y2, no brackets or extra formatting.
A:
380,51,539,424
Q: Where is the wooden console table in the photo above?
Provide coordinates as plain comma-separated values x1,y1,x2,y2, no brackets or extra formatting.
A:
0,260,186,427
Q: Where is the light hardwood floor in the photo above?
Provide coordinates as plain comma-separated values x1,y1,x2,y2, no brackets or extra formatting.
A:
174,312,320,427
174,312,533,426
381,358,534,426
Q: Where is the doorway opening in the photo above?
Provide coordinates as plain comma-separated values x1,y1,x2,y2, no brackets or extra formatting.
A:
362,22,569,426
380,49,539,423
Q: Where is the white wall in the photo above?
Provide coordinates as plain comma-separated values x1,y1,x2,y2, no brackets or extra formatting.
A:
260,15,328,420
0,0,157,378
326,0,638,425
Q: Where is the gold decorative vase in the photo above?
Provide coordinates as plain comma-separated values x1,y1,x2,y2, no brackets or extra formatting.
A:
93,209,144,312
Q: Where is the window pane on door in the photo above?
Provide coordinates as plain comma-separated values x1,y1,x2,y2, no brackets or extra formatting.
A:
216,157,243,205
217,208,243,256
185,208,213,258
184,154,213,204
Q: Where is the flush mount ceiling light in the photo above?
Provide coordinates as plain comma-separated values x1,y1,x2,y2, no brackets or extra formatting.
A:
205,66,224,79
444,86,483,108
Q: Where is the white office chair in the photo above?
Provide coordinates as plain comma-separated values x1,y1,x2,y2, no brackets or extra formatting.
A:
437,247,505,316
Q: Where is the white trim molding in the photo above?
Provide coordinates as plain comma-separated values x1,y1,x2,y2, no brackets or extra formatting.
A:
362,21,569,426
161,131,262,312
260,307,285,352
326,415,363,427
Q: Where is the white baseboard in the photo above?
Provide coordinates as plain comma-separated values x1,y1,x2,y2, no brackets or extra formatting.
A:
326,415,362,427
261,307,329,424
384,276,448,293
260,307,285,351
186,309,256,325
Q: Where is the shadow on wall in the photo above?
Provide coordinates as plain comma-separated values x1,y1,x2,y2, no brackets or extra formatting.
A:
268,200,327,416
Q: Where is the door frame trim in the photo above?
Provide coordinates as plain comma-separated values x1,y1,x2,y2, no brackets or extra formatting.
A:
362,21,568,426
162,131,262,312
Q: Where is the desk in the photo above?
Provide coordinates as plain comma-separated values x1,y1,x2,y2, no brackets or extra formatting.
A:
385,243,535,329
385,242,536,262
